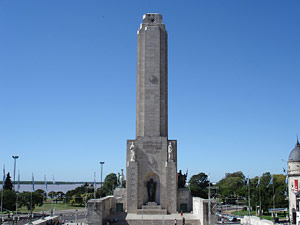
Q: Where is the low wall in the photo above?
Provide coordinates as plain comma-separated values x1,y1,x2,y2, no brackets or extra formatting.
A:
25,216,59,225
241,216,274,225
192,197,217,225
87,196,115,225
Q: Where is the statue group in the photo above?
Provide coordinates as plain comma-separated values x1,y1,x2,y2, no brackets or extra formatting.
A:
177,170,188,188
117,169,125,188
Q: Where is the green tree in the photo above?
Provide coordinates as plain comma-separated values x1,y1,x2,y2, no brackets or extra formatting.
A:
3,173,13,190
249,173,288,213
217,171,246,204
101,173,118,196
81,193,93,206
273,174,288,209
0,189,16,211
48,191,56,198
56,191,65,201
35,189,47,202
188,172,209,198
247,176,260,211
19,190,44,210
65,183,91,204
72,193,83,206
85,193,94,204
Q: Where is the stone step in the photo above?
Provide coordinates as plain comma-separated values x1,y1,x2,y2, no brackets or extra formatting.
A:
136,209,167,215
145,202,158,206
126,219,200,225
142,205,162,209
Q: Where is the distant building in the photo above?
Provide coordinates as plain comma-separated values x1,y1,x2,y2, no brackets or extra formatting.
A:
288,137,300,224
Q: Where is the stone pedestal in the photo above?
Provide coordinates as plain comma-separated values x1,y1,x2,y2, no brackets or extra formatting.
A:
113,187,127,212
127,161,138,213
166,161,177,213
177,188,192,212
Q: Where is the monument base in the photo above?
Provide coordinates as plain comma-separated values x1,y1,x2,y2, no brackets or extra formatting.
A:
137,202,167,215
125,213,201,225
87,195,216,225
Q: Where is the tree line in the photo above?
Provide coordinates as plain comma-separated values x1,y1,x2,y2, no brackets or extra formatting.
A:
188,171,288,212
0,173,44,211
0,172,118,211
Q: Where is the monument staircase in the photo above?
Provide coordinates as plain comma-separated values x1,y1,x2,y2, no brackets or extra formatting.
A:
137,202,167,215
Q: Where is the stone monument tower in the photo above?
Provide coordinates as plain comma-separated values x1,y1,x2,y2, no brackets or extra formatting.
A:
126,13,177,214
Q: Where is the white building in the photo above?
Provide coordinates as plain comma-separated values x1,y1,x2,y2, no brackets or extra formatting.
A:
288,138,300,224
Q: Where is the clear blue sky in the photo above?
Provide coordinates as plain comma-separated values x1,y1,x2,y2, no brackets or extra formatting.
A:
0,0,299,183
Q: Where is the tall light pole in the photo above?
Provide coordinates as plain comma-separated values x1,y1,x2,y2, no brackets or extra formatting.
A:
208,175,211,225
100,162,105,198
12,156,19,190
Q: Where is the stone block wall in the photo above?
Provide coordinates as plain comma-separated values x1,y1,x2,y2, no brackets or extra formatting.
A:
87,196,114,225
192,197,217,225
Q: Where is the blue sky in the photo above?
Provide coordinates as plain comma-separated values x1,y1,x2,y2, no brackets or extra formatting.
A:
0,0,299,183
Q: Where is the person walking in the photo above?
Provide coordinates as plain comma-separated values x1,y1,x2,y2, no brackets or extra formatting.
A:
174,219,177,225
182,217,185,225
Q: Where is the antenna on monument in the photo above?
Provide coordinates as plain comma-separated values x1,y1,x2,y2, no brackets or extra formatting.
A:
297,134,299,146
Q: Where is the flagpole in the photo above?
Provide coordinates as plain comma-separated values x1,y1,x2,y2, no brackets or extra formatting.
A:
1,188,3,224
1,165,5,224
16,192,19,224
285,171,288,220
29,191,33,224
247,177,251,217
15,170,20,224
259,182,262,218
208,174,211,225
42,175,46,220
94,172,96,199
29,173,34,225
272,175,275,216
51,175,55,217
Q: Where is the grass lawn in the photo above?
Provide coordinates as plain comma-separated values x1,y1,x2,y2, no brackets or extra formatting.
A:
17,200,85,213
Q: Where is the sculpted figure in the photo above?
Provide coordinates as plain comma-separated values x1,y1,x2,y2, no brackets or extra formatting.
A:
168,142,173,161
178,170,188,188
147,179,156,202
117,172,121,187
120,169,125,187
130,142,135,161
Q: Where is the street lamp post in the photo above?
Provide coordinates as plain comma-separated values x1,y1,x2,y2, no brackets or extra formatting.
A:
100,162,105,198
12,155,19,225
12,156,19,190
